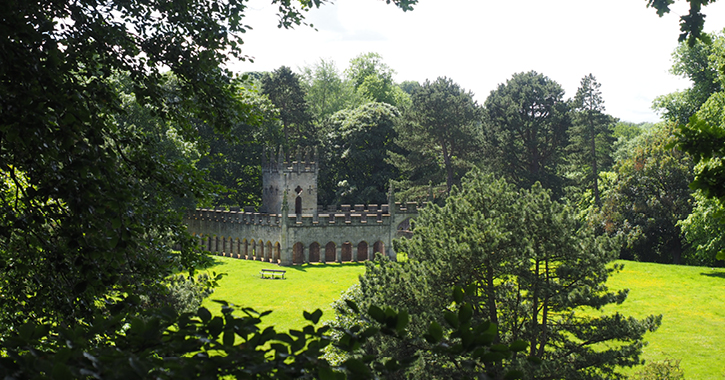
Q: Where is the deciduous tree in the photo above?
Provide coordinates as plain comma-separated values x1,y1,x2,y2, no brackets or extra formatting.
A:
261,66,314,147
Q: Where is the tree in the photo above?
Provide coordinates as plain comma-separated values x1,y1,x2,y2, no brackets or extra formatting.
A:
678,191,725,266
329,171,660,379
318,102,400,205
652,34,722,125
261,66,314,147
646,0,719,43
196,90,284,208
345,52,411,108
600,123,694,264
392,77,482,196
483,71,571,197
301,58,365,122
0,0,417,332
568,74,617,205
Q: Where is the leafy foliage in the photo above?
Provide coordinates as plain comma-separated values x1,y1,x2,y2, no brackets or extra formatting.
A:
330,171,660,379
261,66,315,148
318,103,401,205
601,123,694,264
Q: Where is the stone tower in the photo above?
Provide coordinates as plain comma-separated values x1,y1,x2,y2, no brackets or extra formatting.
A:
261,146,318,214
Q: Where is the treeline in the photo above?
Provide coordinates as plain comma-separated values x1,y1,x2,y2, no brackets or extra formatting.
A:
202,44,723,268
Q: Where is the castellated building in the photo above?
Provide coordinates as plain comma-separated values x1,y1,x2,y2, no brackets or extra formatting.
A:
184,146,418,266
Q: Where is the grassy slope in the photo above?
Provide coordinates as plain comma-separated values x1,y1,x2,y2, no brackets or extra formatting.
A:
201,256,366,333
202,256,725,379
601,260,725,379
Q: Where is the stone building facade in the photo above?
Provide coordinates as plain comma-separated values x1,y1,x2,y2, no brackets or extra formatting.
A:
184,146,418,266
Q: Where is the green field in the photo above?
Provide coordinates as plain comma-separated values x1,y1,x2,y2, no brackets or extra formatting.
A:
202,256,725,379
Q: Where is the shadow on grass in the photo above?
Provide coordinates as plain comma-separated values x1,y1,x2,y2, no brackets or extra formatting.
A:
700,270,725,279
287,262,367,273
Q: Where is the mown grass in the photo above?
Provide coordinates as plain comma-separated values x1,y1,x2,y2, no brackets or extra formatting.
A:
202,256,725,379
201,256,365,333
601,260,725,379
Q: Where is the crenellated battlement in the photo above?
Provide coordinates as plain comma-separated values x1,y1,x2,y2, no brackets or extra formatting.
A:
185,146,420,265
262,145,318,174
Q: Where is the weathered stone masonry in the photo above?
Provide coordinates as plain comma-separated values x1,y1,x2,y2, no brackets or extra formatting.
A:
184,146,418,266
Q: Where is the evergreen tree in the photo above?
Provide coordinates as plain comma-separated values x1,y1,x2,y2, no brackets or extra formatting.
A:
391,77,481,198
261,66,314,148
569,74,617,206
330,171,660,379
483,71,571,197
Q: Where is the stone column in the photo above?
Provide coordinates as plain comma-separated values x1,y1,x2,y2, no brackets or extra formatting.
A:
336,244,342,263
352,243,358,262
303,244,309,264
367,244,374,261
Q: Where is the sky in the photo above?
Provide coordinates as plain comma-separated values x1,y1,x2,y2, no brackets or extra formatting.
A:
229,0,725,123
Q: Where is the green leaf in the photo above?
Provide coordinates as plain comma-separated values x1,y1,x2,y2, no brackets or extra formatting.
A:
208,316,224,337
458,303,472,324
716,249,725,261
427,321,443,343
395,309,409,331
452,286,464,303
509,340,528,352
303,309,323,324
368,305,386,324
444,310,459,328
345,299,360,313
197,307,212,323
223,329,235,346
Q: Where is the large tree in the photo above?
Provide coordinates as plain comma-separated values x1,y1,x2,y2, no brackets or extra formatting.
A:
318,102,400,205
568,74,617,205
0,0,418,330
329,171,660,379
261,65,314,147
391,77,482,196
483,71,571,197
301,58,365,122
601,123,694,264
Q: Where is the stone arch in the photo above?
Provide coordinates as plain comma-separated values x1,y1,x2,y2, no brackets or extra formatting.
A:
325,242,336,262
293,242,305,265
256,239,264,260
274,242,281,262
309,242,320,263
341,242,352,262
241,238,249,259
357,241,369,261
266,241,273,262
373,241,385,259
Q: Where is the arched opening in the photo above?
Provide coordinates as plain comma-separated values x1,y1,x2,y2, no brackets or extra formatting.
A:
266,241,273,262
257,239,264,260
325,242,336,262
309,242,320,263
295,196,302,214
357,241,369,261
274,242,281,262
373,241,385,259
341,242,352,262
293,242,305,264
241,239,249,259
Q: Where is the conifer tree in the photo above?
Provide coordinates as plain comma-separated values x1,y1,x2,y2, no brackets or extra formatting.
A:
330,171,661,379
569,74,617,205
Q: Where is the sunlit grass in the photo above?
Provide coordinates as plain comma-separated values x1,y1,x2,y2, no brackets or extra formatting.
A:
201,256,725,378
600,260,725,379
201,256,365,333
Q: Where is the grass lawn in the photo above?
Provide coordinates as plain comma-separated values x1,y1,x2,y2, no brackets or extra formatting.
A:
201,256,725,379
201,256,365,333
600,260,725,379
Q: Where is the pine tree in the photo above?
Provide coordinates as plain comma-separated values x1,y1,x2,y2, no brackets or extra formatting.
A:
569,74,617,205
330,171,661,379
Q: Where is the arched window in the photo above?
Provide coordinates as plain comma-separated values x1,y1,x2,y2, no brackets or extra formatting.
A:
295,195,302,214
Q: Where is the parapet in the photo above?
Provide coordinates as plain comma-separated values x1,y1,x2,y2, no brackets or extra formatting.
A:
262,145,318,174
